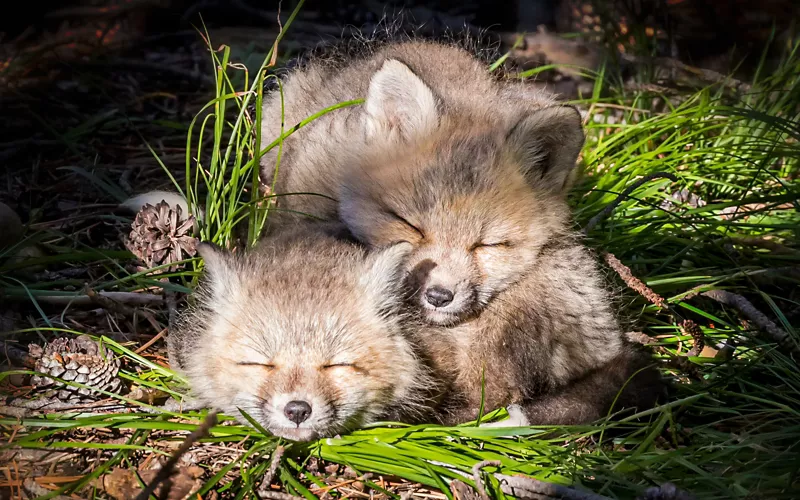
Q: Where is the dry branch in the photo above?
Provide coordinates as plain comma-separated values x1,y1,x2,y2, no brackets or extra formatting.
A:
495,473,610,500
701,290,799,357
1,397,128,418
603,253,668,310
258,492,304,500
256,445,287,499
134,411,218,500
472,460,500,500
472,461,616,500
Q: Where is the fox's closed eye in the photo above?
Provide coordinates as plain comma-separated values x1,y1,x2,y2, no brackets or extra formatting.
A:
237,362,275,369
386,210,425,239
323,363,366,374
471,241,513,250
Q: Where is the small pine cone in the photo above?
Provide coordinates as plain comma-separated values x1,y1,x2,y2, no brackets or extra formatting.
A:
29,335,122,402
125,200,198,271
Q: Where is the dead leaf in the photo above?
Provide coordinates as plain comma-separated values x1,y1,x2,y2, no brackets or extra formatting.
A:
700,345,719,358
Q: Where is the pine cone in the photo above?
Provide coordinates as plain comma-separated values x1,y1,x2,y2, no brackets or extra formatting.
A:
126,200,197,271
29,335,123,402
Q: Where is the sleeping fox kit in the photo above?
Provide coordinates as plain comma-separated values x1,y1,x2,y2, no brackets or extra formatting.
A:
168,37,660,438
168,223,434,441
254,37,662,428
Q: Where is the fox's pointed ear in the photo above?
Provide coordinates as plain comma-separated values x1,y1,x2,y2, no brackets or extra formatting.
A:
365,59,440,141
360,241,413,309
197,242,238,296
506,106,585,193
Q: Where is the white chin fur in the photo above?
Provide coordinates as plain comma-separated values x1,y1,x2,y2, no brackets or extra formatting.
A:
422,307,462,326
269,426,320,442
479,404,530,428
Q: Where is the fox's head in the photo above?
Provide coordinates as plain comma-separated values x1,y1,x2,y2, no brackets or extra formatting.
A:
180,233,425,441
339,59,585,325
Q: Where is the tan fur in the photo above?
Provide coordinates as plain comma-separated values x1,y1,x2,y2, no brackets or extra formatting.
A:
259,40,559,230
259,38,662,426
169,222,435,441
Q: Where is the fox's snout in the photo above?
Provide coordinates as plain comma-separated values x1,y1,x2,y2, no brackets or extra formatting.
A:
424,286,454,307
283,399,312,424
407,254,478,324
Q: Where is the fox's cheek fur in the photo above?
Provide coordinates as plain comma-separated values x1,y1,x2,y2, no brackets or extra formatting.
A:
473,245,536,304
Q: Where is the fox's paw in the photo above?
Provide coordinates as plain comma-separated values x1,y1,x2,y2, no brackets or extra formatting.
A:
479,404,530,428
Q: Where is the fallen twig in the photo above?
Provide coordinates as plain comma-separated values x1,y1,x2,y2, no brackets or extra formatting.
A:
603,253,668,310
449,459,695,499
472,460,610,500
495,472,610,500
701,290,799,358
1,397,128,418
472,460,500,500
257,445,287,499
134,410,218,500
86,287,137,316
584,172,678,235
258,492,305,500
134,328,167,354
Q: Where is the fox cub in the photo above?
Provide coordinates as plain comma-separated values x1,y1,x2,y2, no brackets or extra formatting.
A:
168,223,433,441
259,39,662,426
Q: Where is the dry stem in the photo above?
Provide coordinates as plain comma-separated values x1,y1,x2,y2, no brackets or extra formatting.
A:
256,445,290,500
134,410,218,500
603,253,668,310
471,460,500,500
495,473,610,500
258,492,304,500
701,290,799,358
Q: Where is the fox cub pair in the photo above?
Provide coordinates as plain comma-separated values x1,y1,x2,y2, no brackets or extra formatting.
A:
169,39,661,441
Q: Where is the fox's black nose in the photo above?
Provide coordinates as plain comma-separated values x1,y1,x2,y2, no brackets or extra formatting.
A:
284,400,312,424
425,286,454,307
